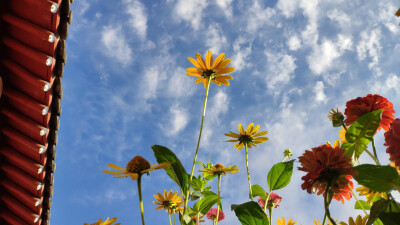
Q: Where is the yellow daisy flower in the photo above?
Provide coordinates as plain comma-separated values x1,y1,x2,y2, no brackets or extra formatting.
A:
225,123,269,150
84,217,120,225
102,155,170,180
199,163,240,176
338,126,347,144
153,190,184,214
277,217,297,225
339,215,368,225
356,185,387,203
186,50,234,88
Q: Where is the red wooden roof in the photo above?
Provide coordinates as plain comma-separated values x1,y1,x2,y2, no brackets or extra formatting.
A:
0,0,72,224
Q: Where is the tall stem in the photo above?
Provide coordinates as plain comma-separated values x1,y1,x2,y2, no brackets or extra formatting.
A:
263,193,271,212
137,175,145,225
371,138,381,165
322,213,327,225
215,175,222,225
245,144,253,200
268,208,273,225
324,185,336,225
348,183,368,216
183,78,212,222
173,210,176,225
168,213,172,225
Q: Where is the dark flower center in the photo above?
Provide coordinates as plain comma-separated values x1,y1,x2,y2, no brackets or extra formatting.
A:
215,163,225,169
202,69,216,79
239,134,253,145
126,155,151,173
317,168,340,184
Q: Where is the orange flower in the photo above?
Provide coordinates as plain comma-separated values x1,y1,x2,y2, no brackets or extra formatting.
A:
298,144,355,204
186,51,234,88
384,118,400,167
344,94,395,131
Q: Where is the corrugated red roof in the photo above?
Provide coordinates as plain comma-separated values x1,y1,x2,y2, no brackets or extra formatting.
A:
0,0,72,224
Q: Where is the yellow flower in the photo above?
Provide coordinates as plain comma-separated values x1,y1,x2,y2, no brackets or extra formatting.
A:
225,123,269,150
186,50,234,88
314,219,336,225
356,185,386,203
84,217,120,225
277,217,297,225
199,163,240,176
325,140,341,148
102,155,170,180
339,215,368,225
153,190,184,214
338,126,347,144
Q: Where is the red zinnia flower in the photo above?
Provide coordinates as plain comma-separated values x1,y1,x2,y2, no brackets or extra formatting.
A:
258,192,282,209
344,94,395,131
206,208,225,222
298,144,355,204
384,119,400,168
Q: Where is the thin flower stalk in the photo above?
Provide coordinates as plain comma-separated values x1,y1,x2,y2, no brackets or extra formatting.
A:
183,77,212,218
245,143,253,200
371,138,381,165
348,183,368,216
324,185,337,225
215,175,222,225
137,175,145,225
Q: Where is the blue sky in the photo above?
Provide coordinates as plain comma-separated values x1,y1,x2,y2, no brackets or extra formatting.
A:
52,0,400,224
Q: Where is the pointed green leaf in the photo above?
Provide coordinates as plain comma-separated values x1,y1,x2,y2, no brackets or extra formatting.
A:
367,199,391,225
355,200,371,210
267,160,295,191
233,201,269,225
151,145,188,193
343,110,382,159
193,194,220,215
353,164,399,192
251,184,267,199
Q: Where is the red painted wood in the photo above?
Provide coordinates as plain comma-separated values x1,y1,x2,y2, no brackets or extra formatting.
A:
1,59,53,106
0,146,46,181
2,37,54,81
0,194,41,224
2,87,51,127
0,210,30,225
0,163,43,197
1,127,47,165
1,179,43,214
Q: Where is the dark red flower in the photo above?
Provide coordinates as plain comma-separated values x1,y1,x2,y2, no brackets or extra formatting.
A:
298,144,355,204
384,118,400,168
344,94,395,131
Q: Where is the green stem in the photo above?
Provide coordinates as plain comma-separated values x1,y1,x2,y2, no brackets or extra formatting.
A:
215,175,221,225
322,213,327,225
173,209,176,225
281,156,288,162
137,175,145,225
363,147,379,165
371,138,381,165
348,183,368,216
183,78,212,223
324,185,336,225
263,193,271,212
268,208,273,225
196,212,201,225
245,144,253,200
168,213,172,225
342,124,347,131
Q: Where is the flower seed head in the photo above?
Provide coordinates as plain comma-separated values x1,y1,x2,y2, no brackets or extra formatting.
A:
215,163,225,169
126,155,151,173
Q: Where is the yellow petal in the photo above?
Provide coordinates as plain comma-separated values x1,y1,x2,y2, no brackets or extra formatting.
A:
188,57,202,69
333,140,340,148
250,125,260,135
195,77,205,84
215,76,230,86
217,75,233,80
206,50,213,69
214,58,231,71
225,139,239,142
253,131,268,137
129,174,138,180
212,53,225,70
225,131,241,138
196,53,207,71
246,123,254,133
254,137,269,142
107,163,125,171
102,170,126,175
113,174,129,178
156,206,164,210
216,66,235,75
238,123,245,134
237,142,244,150
211,79,221,86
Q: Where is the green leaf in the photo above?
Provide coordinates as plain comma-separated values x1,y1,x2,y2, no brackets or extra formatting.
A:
191,176,205,192
343,110,382,159
373,219,384,225
367,199,390,225
251,184,267,199
193,194,220,215
233,201,269,225
355,200,371,210
379,212,400,225
151,145,188,193
267,160,295,191
353,164,399,192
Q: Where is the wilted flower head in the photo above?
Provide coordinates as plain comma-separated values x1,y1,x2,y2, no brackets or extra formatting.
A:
258,192,282,209
206,208,225,222
225,123,269,150
284,148,293,158
298,143,355,204
328,108,345,127
384,118,400,168
344,94,395,131
186,50,234,88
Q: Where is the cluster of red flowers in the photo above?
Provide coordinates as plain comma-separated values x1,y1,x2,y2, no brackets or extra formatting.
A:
385,119,400,168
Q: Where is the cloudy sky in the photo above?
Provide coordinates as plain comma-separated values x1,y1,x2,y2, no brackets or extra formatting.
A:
52,0,400,224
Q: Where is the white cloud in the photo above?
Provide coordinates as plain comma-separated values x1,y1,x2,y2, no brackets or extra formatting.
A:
370,73,400,95
265,52,297,92
327,9,351,29
101,25,133,66
246,1,275,32
205,24,228,54
301,20,319,46
357,28,382,72
314,81,327,104
124,0,148,39
141,66,167,100
215,0,233,18
287,35,301,51
299,0,319,22
166,67,196,98
174,0,208,30
277,0,300,18
163,105,189,135
231,37,252,71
